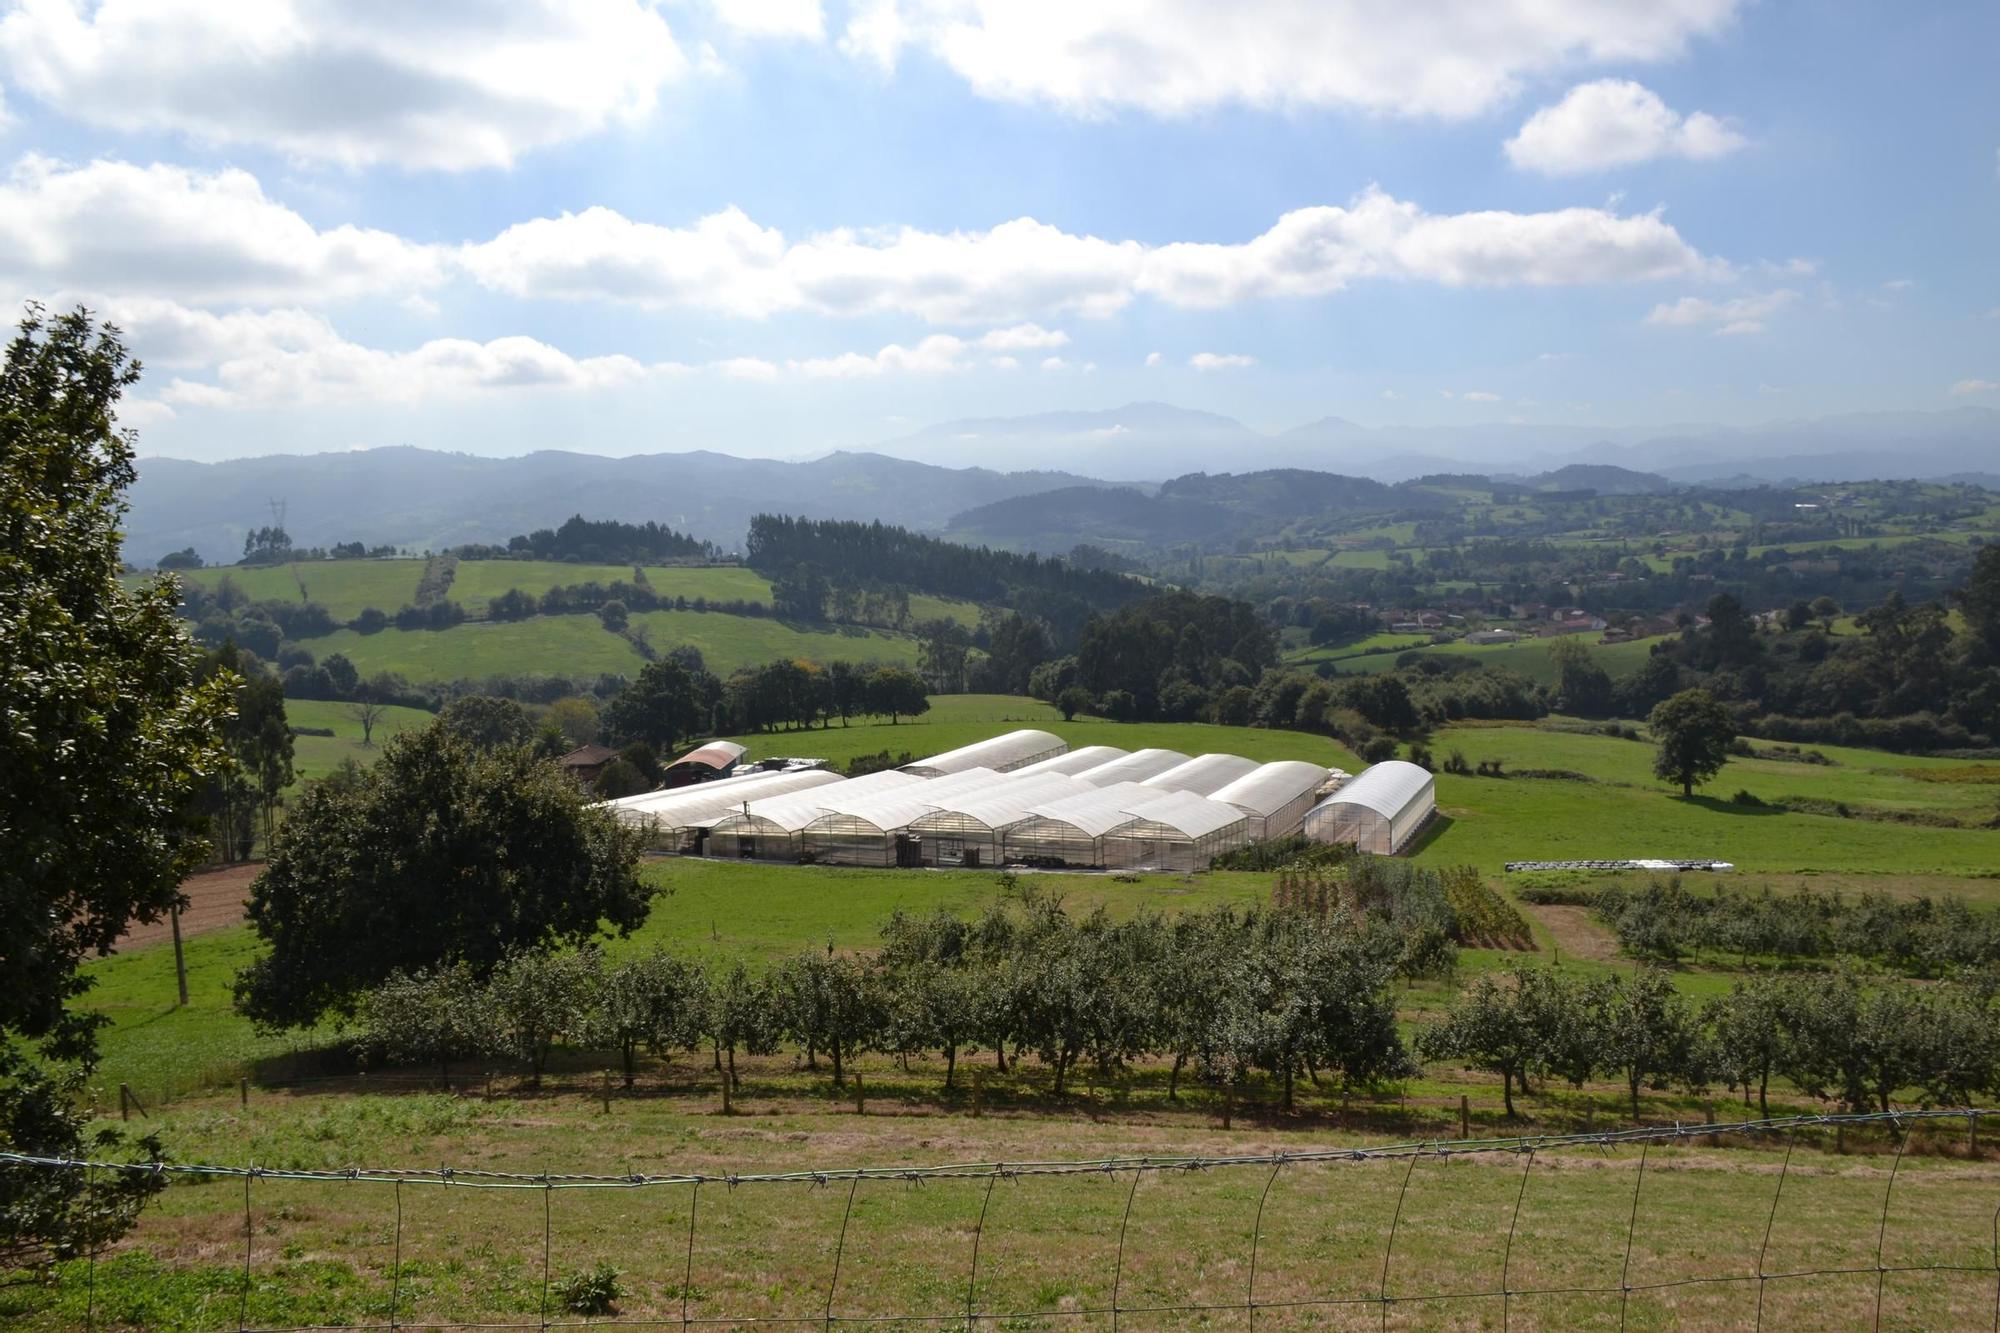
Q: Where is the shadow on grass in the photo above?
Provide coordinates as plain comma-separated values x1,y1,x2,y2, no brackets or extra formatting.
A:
1399,813,1456,856
1681,794,1789,817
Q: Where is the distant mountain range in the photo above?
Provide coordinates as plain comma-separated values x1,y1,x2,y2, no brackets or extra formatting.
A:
875,403,2000,486
126,447,1123,566
127,405,1996,565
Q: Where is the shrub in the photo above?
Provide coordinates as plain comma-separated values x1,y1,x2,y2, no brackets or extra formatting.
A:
1360,736,1398,763
555,1262,622,1316
1731,788,1765,806
1406,742,1435,771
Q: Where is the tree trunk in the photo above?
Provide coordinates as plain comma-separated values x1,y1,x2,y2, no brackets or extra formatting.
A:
623,1043,638,1088
831,1038,844,1087
1169,1052,1184,1101
1629,1072,1641,1120
1502,1069,1515,1119
995,1045,1007,1073
726,1043,739,1091
944,1044,956,1090
1283,1064,1294,1112
1758,1070,1769,1119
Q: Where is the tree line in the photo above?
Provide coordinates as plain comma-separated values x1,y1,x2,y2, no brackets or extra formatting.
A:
1524,878,2000,978
1426,964,2000,1120
451,514,713,564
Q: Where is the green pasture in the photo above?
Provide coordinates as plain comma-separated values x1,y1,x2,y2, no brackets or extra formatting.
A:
297,617,644,683
173,561,423,621
449,561,776,611
723,698,1361,773
285,698,434,783
1288,631,1660,684
625,610,922,674
1414,723,2000,876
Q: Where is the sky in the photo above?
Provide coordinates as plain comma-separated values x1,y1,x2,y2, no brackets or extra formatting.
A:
0,0,1995,464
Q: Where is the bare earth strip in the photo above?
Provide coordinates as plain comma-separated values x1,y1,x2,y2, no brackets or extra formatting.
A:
118,863,258,950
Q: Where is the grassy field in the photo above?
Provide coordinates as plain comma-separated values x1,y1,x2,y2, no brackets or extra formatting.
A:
626,609,923,674
1414,722,2000,876
284,698,434,782
724,695,1362,773
449,561,776,611
299,617,645,683
1290,632,1662,684
172,561,422,621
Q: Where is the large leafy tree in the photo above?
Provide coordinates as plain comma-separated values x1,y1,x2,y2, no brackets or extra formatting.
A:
1647,687,1734,797
234,724,651,1028
1,305,234,1270
605,657,712,752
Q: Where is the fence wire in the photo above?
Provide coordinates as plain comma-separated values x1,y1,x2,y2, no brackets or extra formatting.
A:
12,1108,2000,1330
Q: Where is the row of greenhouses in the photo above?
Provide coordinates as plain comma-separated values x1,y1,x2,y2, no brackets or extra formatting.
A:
599,729,1433,870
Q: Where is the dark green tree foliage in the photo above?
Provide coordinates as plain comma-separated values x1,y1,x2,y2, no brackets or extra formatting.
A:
604,657,717,751
594,951,706,1087
744,513,1140,642
1076,589,1277,719
435,694,540,751
495,514,711,564
1648,687,1734,796
352,965,486,1079
1,305,234,1271
235,724,650,1028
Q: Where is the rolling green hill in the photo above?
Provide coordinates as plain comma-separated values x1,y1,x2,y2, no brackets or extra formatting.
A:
284,698,434,782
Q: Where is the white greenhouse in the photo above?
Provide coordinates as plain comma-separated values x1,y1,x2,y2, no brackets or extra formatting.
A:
1207,761,1334,841
1008,745,1130,779
900,729,1067,777
1098,789,1250,872
904,773,1096,867
1302,760,1437,854
1072,748,1190,787
602,767,844,851
799,767,1011,866
1139,752,1261,797
707,769,921,860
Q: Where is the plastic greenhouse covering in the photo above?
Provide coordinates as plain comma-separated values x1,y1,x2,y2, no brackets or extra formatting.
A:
1139,752,1262,797
1206,761,1335,840
1302,760,1436,854
899,729,1066,777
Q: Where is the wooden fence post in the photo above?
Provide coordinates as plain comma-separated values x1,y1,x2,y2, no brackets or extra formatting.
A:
600,1069,612,1114
971,1071,983,1119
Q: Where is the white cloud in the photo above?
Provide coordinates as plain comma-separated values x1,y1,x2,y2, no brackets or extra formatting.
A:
1379,388,1399,400
1144,350,1163,367
990,354,1018,371
1645,288,1798,335
977,321,1068,349
710,0,824,41
840,0,1740,120
0,156,442,304
714,356,780,380
1881,278,1916,292
465,186,1721,323
145,310,674,408
0,0,686,170
1505,79,1745,175
1950,378,1999,396
1039,355,1069,371
1189,351,1255,370
792,333,969,377
1460,389,1502,402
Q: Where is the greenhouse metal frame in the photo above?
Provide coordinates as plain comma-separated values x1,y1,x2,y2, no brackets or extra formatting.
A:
1302,760,1437,854
900,729,1067,777
603,767,844,851
903,772,1097,867
707,769,921,860
798,767,1010,866
1000,781,1176,868
1207,761,1335,841
1098,789,1251,872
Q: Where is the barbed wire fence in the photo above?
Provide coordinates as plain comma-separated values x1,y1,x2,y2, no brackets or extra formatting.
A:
13,1108,2000,1330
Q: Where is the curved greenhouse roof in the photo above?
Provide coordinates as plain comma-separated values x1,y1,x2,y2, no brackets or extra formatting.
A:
1315,760,1432,820
901,729,1066,777
722,768,921,834
1115,788,1248,840
1140,753,1261,797
1207,762,1334,818
602,767,841,829
1009,745,1129,779
1074,748,1190,787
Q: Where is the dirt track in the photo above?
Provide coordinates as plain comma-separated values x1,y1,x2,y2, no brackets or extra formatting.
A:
118,863,259,950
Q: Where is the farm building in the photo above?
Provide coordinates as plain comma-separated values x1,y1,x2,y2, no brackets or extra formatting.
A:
1207,761,1336,840
1072,748,1190,786
900,729,1066,777
1008,745,1130,779
1099,789,1250,872
659,740,746,788
1302,760,1436,854
602,767,843,851
1140,752,1261,797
